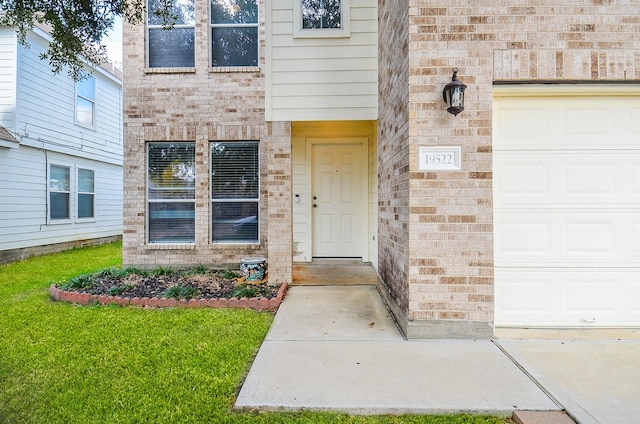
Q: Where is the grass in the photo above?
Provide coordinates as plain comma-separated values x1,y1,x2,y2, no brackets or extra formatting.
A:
0,242,509,424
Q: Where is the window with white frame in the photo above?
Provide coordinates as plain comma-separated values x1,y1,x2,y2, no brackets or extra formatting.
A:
294,0,350,37
147,0,196,68
76,76,95,127
77,168,95,219
147,142,196,243
49,165,71,220
210,0,258,67
211,142,259,243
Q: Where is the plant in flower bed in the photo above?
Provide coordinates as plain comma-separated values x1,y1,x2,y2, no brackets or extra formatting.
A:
56,266,279,300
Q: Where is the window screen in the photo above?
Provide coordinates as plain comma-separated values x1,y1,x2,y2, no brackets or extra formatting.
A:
148,0,196,67
211,142,259,242
302,0,342,29
76,76,95,126
50,165,71,220
147,142,196,243
210,0,259,67
77,168,95,219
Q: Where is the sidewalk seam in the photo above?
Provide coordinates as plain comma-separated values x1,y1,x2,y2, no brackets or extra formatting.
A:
492,340,566,411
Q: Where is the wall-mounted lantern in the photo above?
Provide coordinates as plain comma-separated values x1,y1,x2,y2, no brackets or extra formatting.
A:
442,68,467,116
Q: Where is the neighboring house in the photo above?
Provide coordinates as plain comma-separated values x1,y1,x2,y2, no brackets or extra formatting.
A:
0,25,123,264
123,1,640,338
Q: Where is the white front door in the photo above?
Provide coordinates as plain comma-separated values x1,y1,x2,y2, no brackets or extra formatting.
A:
312,143,365,257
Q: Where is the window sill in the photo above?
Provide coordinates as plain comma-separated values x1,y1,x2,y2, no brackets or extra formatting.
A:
209,66,260,74
210,242,261,248
146,243,196,250
144,67,196,74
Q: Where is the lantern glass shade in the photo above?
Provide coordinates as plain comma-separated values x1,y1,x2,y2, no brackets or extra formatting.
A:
442,68,467,116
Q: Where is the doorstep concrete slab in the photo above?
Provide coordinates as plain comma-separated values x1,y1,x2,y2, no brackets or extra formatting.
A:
236,286,557,415
497,340,640,424
266,285,402,341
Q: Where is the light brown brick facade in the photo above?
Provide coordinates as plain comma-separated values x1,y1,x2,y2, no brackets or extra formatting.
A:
124,0,640,337
122,1,294,281
377,0,640,338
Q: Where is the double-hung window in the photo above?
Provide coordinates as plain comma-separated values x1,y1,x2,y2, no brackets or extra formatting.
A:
49,165,71,220
147,143,196,243
294,0,350,37
76,76,95,127
211,142,259,243
77,169,95,219
147,0,196,68
210,0,259,67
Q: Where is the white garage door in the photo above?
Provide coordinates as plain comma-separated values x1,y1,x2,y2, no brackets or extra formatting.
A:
493,85,640,327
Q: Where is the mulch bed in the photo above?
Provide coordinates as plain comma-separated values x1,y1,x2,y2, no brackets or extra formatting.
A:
50,272,287,312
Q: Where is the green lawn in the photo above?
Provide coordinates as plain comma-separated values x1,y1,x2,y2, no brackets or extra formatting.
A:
0,242,509,424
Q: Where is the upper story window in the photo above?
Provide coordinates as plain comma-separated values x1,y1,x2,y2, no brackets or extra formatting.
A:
210,0,259,67
294,0,350,38
76,76,95,127
147,0,196,68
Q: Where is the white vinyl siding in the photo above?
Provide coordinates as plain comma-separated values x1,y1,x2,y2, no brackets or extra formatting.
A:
0,146,123,251
0,29,17,134
493,85,640,328
0,27,123,254
266,0,377,121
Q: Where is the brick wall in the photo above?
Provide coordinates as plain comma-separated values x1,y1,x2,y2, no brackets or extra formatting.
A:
122,0,293,281
379,0,640,338
378,0,411,326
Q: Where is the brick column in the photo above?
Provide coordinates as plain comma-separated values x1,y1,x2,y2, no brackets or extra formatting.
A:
266,121,293,284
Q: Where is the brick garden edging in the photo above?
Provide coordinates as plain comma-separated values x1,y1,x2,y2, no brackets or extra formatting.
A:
50,283,288,312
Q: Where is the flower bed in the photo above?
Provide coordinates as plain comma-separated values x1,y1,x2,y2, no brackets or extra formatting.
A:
49,267,288,312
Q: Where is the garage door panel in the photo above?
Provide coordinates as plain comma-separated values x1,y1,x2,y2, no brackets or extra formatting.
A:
496,269,640,326
495,211,640,266
495,151,640,207
495,96,640,151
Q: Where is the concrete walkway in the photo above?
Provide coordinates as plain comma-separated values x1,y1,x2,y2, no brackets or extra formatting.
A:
235,285,640,423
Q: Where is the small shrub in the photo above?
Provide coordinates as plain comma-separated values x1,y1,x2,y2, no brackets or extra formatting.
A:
232,284,260,298
163,284,199,300
222,269,241,280
191,264,209,274
59,274,93,290
152,266,175,276
96,268,130,279
122,267,148,277
107,284,135,296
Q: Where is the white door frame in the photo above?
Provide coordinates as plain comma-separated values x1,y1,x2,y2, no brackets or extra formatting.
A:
306,137,369,260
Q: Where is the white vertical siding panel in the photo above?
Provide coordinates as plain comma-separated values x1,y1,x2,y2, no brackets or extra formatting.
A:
0,27,17,129
0,146,123,250
267,0,378,122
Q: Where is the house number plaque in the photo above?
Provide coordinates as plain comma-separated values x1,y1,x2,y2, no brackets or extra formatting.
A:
418,146,462,171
